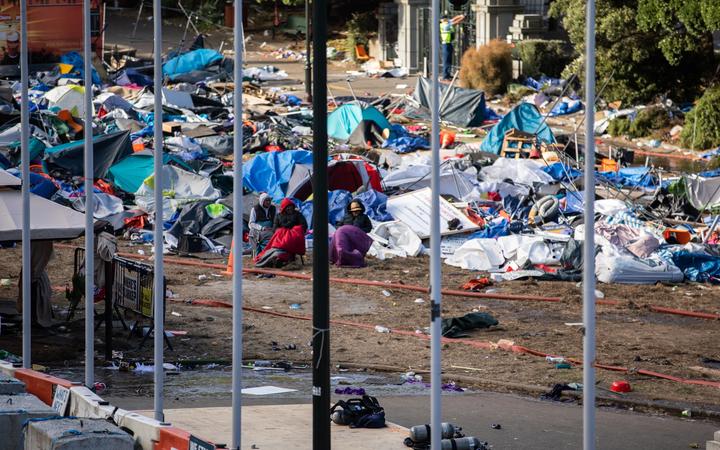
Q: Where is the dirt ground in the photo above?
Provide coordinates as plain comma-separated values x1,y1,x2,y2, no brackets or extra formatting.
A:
1,238,720,412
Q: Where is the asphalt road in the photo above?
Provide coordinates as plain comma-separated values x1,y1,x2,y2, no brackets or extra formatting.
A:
107,390,718,450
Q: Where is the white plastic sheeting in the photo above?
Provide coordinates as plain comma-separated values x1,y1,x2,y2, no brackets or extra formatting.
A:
381,157,478,200
368,221,424,260
480,158,555,185
135,165,221,220
596,250,683,284
445,238,504,271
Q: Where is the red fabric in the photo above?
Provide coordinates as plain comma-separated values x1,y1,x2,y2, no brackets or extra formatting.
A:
364,162,383,192
255,224,306,263
280,198,294,213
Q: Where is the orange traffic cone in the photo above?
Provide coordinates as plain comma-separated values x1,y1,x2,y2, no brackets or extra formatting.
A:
225,239,234,274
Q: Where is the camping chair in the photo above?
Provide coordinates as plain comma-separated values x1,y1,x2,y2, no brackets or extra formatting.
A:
355,45,370,62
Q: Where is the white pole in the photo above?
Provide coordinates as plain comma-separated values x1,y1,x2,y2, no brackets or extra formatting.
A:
20,0,31,369
231,0,244,448
430,0,442,449
153,0,165,422
83,0,95,389
583,0,596,449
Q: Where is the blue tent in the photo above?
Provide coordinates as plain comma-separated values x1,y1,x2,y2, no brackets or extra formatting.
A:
107,151,173,194
242,150,314,201
480,103,555,155
328,104,391,141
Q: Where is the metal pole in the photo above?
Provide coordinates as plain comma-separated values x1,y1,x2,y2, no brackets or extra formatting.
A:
231,0,244,447
153,0,165,423
83,0,95,389
304,0,312,101
430,0,442,447
20,0,31,370
583,0,596,449
312,0,329,445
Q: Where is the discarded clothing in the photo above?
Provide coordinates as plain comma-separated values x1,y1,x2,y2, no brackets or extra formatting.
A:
441,312,498,338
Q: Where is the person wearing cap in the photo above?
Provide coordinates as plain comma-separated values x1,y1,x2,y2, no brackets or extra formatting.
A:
340,200,372,233
331,199,374,267
440,14,465,81
1,31,19,65
248,193,276,258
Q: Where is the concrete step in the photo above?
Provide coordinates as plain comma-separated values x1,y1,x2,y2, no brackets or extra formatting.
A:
707,440,720,450
715,430,720,442
25,417,134,450
0,393,56,450
0,374,24,395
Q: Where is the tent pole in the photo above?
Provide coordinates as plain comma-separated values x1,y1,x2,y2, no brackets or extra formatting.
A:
430,0,442,448
83,0,95,389
231,0,244,447
20,0,31,370
153,0,165,423
583,0,597,449
311,0,329,446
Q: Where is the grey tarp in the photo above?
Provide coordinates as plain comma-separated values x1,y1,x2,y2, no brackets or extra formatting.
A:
43,130,133,179
412,77,486,127
685,175,720,211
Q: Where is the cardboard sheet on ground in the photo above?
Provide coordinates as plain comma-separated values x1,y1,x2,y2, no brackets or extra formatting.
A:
386,187,478,239
241,386,297,396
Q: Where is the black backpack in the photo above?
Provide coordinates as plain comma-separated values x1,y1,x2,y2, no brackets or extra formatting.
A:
330,395,386,428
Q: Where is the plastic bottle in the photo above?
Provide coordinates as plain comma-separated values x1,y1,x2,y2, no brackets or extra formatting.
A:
374,325,391,333
546,356,565,364
409,423,463,443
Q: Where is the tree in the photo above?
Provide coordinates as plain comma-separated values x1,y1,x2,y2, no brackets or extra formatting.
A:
550,0,718,104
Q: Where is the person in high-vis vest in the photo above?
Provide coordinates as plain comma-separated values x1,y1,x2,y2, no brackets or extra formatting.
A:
440,14,465,80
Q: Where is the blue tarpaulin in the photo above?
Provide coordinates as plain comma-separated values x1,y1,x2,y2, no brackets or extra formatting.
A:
328,104,391,141
242,150,314,202
354,189,393,222
671,251,720,283
299,190,352,229
60,52,101,85
480,103,555,155
549,100,583,117
598,166,657,188
542,163,581,182
163,49,223,79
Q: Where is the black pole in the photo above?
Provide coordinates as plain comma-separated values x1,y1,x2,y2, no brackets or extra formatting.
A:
305,0,312,101
311,0,328,445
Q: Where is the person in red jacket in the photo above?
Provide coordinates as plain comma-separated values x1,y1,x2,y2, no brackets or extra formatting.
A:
255,198,307,268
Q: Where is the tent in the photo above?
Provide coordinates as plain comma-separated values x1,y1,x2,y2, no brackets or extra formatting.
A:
413,77,486,127
44,130,133,179
0,169,86,241
286,158,381,201
480,103,555,155
163,49,223,80
243,150,314,202
107,150,172,194
44,85,90,117
328,104,391,144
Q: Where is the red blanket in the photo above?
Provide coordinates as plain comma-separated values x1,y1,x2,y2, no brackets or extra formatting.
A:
255,225,306,263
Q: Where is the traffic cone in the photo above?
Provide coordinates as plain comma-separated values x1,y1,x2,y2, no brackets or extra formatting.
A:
225,239,234,274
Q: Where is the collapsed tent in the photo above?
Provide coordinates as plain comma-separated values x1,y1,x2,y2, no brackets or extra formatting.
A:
44,130,133,179
44,85,90,117
163,49,224,80
107,150,172,194
286,158,381,201
135,165,221,219
480,103,555,155
328,104,391,146
413,77,486,127
243,150,314,202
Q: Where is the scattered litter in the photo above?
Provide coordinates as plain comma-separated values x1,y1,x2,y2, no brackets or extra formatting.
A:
334,387,366,395
171,311,182,317
414,298,425,304
374,325,391,333
0,279,11,287
381,290,392,297
289,303,302,310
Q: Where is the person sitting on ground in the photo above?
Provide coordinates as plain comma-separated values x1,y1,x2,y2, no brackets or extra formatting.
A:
255,198,308,268
340,200,372,233
330,200,374,268
248,193,276,258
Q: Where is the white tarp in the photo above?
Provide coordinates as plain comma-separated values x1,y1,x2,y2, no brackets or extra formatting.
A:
685,175,720,211
445,238,505,271
368,221,423,260
480,158,555,185
381,163,478,199
386,187,479,239
596,250,684,284
135,165,221,220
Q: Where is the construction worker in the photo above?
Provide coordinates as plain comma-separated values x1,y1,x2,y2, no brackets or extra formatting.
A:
440,14,465,81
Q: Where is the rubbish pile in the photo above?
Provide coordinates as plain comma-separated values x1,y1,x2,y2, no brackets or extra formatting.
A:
2,36,719,286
